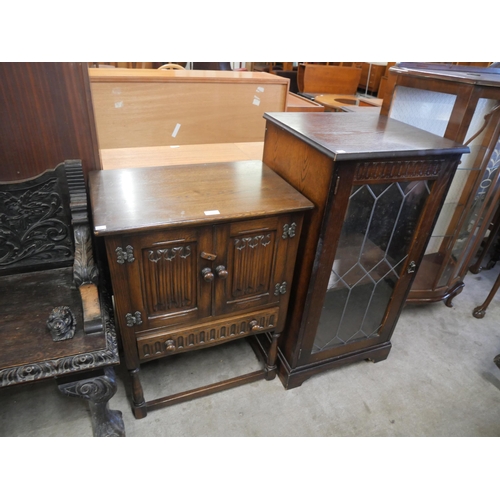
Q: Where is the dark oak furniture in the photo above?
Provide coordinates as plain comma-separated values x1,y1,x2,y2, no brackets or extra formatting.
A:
260,112,468,388
0,161,124,437
88,161,313,418
381,62,500,306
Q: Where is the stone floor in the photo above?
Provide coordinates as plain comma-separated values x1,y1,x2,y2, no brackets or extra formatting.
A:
1,266,500,438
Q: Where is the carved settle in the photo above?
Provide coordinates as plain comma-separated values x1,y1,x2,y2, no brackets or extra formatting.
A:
0,160,124,437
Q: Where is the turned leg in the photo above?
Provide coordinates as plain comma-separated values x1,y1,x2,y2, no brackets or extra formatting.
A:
129,367,148,419
58,367,125,437
265,331,280,380
473,271,500,318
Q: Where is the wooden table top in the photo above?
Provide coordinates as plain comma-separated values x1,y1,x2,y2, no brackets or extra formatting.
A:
89,160,314,236
100,142,265,170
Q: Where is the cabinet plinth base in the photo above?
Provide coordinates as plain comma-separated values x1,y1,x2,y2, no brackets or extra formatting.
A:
250,334,392,390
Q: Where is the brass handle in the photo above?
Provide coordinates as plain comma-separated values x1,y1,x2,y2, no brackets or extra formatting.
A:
201,267,214,282
249,320,264,332
165,339,176,351
215,265,228,279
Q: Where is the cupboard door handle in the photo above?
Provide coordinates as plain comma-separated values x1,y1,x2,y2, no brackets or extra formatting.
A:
249,320,264,332
215,265,228,279
165,339,176,352
201,267,214,282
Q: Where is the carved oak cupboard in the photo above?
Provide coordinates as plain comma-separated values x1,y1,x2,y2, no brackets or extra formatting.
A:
260,112,468,388
88,161,313,418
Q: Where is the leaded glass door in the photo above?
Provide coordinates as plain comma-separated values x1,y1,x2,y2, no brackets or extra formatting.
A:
299,164,436,365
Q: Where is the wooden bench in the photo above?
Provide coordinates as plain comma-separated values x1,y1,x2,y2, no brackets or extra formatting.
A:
0,160,124,437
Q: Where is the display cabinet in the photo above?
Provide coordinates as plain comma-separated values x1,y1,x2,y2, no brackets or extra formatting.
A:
89,161,312,417
260,112,468,388
381,63,500,305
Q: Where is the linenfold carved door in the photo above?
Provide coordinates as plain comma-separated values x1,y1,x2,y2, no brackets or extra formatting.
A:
214,216,288,316
122,226,212,331
107,216,294,336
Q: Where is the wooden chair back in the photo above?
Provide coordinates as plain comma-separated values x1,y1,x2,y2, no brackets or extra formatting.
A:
298,64,362,94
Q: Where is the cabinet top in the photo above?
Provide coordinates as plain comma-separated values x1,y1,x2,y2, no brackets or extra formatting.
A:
88,161,313,236
390,63,500,87
264,113,469,161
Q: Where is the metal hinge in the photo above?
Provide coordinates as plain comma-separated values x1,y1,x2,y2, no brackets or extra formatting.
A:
274,281,287,296
282,222,297,239
125,311,142,327
116,245,135,264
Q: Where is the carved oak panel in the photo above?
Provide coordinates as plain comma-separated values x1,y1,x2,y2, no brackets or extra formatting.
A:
142,243,196,317
0,164,73,275
137,307,279,361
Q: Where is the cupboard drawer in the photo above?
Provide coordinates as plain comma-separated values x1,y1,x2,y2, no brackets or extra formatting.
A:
137,307,279,361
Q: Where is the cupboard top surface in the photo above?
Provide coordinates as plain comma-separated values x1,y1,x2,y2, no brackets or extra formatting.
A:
264,113,469,161
88,160,313,236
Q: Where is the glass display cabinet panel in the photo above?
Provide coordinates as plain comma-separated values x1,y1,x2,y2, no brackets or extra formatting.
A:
313,180,431,354
261,112,468,389
382,63,500,306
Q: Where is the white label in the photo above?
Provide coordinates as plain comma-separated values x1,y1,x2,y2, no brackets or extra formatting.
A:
253,96,261,106
204,210,220,216
172,123,181,137
95,225,107,230
114,101,123,108
256,86,264,92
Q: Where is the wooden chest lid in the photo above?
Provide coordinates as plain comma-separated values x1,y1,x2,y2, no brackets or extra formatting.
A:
89,160,313,236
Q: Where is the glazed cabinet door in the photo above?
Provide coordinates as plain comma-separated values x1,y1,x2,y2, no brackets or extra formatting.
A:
213,215,301,326
299,159,449,365
106,226,213,334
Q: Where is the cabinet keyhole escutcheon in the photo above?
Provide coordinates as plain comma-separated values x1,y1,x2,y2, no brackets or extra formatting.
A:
407,261,417,274
274,282,287,296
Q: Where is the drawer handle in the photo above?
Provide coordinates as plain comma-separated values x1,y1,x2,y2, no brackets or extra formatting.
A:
165,339,176,351
249,320,264,332
201,267,214,282
215,265,228,279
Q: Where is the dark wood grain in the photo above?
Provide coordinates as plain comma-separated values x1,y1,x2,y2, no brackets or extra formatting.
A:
89,160,313,236
0,63,101,182
263,113,469,161
91,161,312,418
0,268,106,369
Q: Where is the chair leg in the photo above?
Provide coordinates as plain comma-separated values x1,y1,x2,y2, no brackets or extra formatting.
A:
58,367,125,437
472,270,500,318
